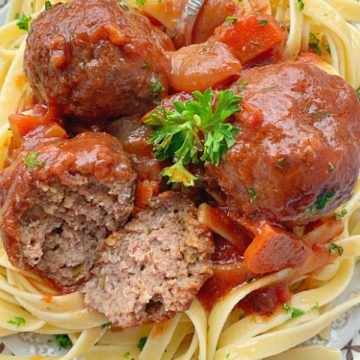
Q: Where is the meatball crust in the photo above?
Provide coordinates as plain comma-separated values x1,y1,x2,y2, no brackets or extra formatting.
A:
24,0,173,122
83,191,214,329
206,62,360,226
0,132,136,290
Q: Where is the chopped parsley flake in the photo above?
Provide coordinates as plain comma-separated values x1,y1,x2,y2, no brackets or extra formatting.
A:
101,322,112,329
16,13,32,32
119,0,129,9
137,336,148,351
146,88,241,186
45,1,52,10
224,16,238,27
150,74,165,105
356,87,360,100
329,243,344,256
309,33,321,56
135,0,146,5
311,301,320,311
283,303,305,319
308,191,335,214
327,162,335,173
277,157,284,169
258,19,269,27
7,316,25,327
55,334,72,349
238,81,249,91
297,0,304,11
142,61,149,69
333,209,347,220
22,151,45,170
247,187,257,203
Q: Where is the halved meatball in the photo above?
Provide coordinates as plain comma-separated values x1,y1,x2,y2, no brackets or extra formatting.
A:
83,191,213,328
206,62,360,226
24,0,173,123
0,132,136,290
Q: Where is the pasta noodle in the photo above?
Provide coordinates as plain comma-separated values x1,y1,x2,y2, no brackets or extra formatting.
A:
0,0,359,359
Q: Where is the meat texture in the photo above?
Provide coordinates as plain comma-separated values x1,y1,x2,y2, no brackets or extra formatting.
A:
24,0,173,123
83,191,214,328
0,132,136,290
206,62,360,226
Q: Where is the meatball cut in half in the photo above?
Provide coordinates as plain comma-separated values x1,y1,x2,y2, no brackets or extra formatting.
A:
83,192,214,329
24,0,172,123
206,61,360,226
0,132,136,290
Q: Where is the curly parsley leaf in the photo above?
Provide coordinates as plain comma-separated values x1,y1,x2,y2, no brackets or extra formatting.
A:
22,151,45,171
16,13,32,31
146,88,242,186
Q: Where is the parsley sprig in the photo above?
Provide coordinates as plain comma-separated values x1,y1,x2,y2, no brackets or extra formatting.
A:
283,303,305,319
22,151,45,171
146,88,241,186
16,13,32,32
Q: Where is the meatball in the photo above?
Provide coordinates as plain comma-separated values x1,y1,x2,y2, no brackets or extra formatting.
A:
24,0,173,123
0,132,136,290
83,191,213,328
206,62,360,226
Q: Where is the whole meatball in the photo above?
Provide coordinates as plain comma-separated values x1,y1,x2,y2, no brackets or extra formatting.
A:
24,0,173,123
206,62,360,226
0,132,136,290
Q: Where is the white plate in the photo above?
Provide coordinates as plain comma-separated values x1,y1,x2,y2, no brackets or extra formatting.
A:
0,2,359,358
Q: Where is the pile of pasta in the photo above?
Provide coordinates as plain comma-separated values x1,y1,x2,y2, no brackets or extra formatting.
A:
0,0,359,359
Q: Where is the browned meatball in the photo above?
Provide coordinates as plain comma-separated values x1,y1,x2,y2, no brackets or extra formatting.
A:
83,192,213,328
24,0,173,123
0,132,136,290
206,62,360,226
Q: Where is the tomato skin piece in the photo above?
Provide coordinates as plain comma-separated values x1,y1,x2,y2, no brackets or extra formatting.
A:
213,13,287,65
169,41,242,92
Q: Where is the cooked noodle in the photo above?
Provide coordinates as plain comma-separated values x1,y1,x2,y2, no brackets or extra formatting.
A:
0,0,359,359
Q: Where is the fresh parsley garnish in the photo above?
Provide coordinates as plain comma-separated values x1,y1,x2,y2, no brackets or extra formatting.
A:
150,74,165,105
297,0,304,11
224,16,238,27
142,61,149,69
258,19,269,27
146,88,241,186
311,301,320,310
101,322,112,329
356,87,360,100
135,0,146,5
329,243,344,256
283,303,305,319
247,187,257,203
309,33,321,55
333,209,347,220
238,81,249,91
55,334,72,349
45,1,52,10
22,151,45,170
16,13,32,32
308,191,335,214
137,336,148,350
7,316,25,327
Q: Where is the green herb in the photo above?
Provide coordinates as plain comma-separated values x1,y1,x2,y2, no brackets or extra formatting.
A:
224,16,238,27
311,301,320,311
45,1,52,10
146,88,241,186
238,81,248,91
135,0,146,5
277,157,284,169
356,87,360,100
137,337,148,351
16,13,32,31
308,191,335,214
296,0,304,11
225,351,231,359
119,0,129,9
123,352,130,359
101,322,112,330
247,187,257,203
325,44,331,54
142,61,149,69
309,33,321,56
7,316,25,327
150,74,165,105
283,303,305,319
258,19,269,27
22,151,45,170
333,209,347,220
327,162,335,173
329,243,344,256
55,334,72,349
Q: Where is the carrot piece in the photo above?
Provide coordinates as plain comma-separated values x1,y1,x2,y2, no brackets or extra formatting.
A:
244,224,310,274
133,180,160,215
213,13,287,65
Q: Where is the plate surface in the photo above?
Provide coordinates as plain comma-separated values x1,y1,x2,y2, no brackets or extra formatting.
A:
0,2,359,359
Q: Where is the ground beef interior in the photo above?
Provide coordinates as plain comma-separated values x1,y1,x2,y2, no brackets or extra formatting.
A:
83,191,214,328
